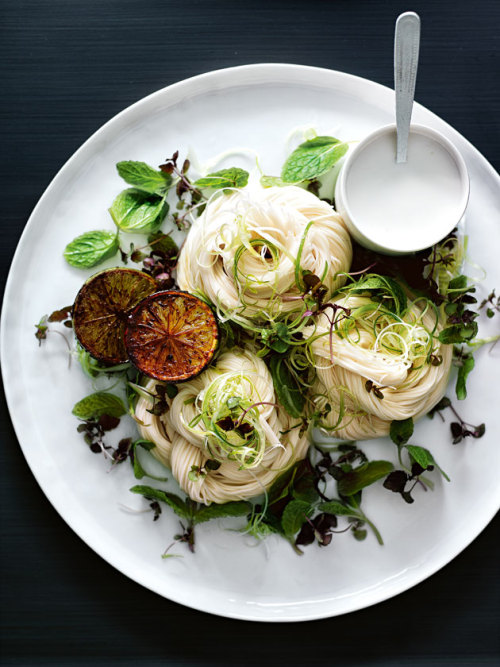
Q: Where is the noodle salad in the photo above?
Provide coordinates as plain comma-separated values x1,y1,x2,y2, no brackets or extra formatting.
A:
35,134,497,556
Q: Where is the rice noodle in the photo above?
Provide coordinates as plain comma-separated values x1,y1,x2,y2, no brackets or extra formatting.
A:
135,349,309,504
306,294,452,440
176,184,352,324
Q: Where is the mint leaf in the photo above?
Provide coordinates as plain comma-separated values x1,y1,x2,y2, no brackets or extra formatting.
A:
406,445,450,482
72,391,126,419
281,136,348,183
337,460,394,496
390,417,414,446
350,275,407,315
194,168,249,190
456,353,475,400
261,322,291,353
147,232,178,255
260,175,286,188
109,188,168,233
281,499,314,536
439,323,478,344
193,501,250,524
132,439,167,481
269,355,305,418
130,485,190,519
64,230,118,269
319,500,357,517
116,161,171,195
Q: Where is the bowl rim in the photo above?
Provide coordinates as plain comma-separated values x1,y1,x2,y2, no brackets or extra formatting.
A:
335,122,471,254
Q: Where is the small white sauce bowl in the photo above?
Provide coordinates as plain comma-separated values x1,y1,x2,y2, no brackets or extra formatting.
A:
335,124,470,255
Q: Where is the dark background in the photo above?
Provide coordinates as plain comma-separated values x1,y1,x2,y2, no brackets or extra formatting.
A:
1,0,499,665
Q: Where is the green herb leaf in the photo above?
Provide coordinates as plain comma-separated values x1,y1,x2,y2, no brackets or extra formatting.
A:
281,499,314,537
261,322,291,353
337,460,394,496
147,232,178,255
267,461,301,505
130,485,190,519
64,230,119,269
349,274,407,315
269,355,305,418
260,175,286,188
193,501,251,524
194,168,249,190
439,322,478,344
116,161,171,195
132,439,167,481
72,391,126,419
406,445,450,482
281,136,348,183
318,500,356,517
109,188,168,233
456,352,475,400
390,417,414,446
447,275,468,292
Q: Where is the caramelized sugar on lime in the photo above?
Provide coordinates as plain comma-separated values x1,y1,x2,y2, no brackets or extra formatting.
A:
125,291,218,381
73,268,157,364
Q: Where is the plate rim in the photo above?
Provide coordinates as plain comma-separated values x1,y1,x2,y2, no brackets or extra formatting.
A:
2,62,499,622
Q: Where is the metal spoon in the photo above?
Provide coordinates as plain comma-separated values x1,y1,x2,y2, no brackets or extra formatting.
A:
394,11,421,163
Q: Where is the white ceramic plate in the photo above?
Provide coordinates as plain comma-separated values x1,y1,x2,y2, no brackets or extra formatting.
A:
2,64,499,622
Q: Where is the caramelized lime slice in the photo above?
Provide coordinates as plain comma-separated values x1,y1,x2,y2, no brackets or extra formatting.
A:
125,291,218,381
73,268,157,364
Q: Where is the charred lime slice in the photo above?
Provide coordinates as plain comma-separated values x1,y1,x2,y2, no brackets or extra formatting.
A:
73,268,157,364
124,291,218,381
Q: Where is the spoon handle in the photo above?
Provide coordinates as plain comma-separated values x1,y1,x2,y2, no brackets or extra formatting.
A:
394,11,420,163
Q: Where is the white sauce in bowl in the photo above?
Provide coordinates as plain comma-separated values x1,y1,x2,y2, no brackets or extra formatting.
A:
335,125,469,254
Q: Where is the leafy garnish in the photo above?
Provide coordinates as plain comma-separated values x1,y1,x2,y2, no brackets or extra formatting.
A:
260,175,286,188
116,160,172,195
439,275,478,344
64,231,119,268
336,460,394,496
281,499,314,537
389,417,414,446
130,485,249,553
109,189,168,233
281,136,348,183
268,355,305,418
453,348,475,400
348,274,407,315
194,168,249,191
34,316,48,345
193,500,250,524
478,289,499,319
260,322,292,353
72,392,127,420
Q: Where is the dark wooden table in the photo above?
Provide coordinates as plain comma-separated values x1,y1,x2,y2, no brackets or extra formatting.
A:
1,1,499,665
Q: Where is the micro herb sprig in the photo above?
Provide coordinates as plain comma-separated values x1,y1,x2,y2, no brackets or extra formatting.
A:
426,395,485,444
34,307,73,354
384,417,451,502
244,445,389,553
130,485,250,554
438,275,479,344
478,289,499,319
159,151,204,230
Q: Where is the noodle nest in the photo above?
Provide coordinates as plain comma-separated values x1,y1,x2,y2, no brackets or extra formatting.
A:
135,348,309,504
177,184,352,324
305,293,453,440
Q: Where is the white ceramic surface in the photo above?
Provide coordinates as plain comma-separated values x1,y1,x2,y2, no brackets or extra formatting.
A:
335,123,470,254
1,64,500,622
